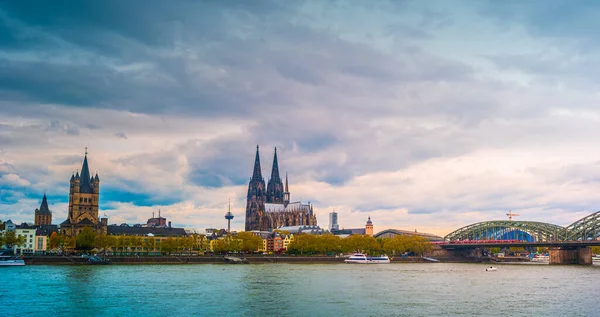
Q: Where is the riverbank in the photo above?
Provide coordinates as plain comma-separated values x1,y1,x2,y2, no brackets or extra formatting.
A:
23,255,435,265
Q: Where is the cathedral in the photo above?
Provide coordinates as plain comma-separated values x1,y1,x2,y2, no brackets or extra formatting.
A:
60,149,108,236
245,146,317,231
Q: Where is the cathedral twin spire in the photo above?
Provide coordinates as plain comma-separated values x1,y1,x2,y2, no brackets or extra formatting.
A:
250,145,287,204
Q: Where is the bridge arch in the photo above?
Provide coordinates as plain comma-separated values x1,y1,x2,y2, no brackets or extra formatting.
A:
444,221,566,242
374,229,444,241
565,211,600,241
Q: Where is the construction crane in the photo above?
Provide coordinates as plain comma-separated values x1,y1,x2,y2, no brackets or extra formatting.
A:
506,210,520,221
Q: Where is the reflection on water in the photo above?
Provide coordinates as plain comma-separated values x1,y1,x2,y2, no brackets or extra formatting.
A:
3,263,600,317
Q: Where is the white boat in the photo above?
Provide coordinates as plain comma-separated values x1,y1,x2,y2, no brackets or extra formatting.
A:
531,255,549,263
485,266,497,271
593,255,600,263
0,256,25,266
344,253,390,264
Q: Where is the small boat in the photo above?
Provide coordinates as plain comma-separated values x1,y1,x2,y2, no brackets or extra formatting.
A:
224,256,249,264
0,256,25,266
531,255,549,263
345,253,390,264
87,255,111,265
485,266,497,271
593,255,600,263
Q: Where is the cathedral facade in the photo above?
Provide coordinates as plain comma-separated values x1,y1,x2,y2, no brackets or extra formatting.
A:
245,146,317,231
60,150,108,236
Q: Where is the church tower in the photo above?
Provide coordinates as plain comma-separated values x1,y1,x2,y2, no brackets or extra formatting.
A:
266,147,284,204
283,173,290,207
365,216,373,236
62,148,103,236
34,194,52,225
245,145,266,231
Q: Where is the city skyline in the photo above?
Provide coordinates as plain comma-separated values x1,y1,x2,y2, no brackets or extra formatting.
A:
2,1,600,236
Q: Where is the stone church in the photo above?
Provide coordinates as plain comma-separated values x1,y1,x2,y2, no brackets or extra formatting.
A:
34,194,52,226
60,150,108,236
245,146,317,231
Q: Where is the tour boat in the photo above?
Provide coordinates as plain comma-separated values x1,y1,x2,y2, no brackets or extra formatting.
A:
344,253,390,264
87,255,111,265
485,266,497,271
0,256,25,266
531,255,549,263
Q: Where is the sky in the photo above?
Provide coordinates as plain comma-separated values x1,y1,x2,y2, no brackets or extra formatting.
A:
2,0,600,236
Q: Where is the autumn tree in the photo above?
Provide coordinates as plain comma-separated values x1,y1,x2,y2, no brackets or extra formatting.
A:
49,232,64,250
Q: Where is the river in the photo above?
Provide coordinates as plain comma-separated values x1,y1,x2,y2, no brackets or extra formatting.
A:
2,263,599,317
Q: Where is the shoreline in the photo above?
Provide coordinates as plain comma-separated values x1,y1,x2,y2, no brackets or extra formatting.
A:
21,255,509,265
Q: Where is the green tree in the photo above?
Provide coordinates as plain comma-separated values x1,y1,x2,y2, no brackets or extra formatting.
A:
162,237,176,255
237,232,262,252
76,227,96,251
1,231,26,249
143,237,155,255
95,234,112,255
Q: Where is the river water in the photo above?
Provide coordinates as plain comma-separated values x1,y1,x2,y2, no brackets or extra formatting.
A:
2,263,599,317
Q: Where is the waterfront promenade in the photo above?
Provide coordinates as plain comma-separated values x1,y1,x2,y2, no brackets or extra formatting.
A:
22,255,431,265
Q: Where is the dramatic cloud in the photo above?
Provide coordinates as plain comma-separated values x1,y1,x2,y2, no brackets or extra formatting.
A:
1,0,600,236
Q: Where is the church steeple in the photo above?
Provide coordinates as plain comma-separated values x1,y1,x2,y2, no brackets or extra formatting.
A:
266,147,284,204
79,148,93,194
246,145,266,231
39,193,51,215
284,172,290,207
251,145,263,181
270,147,281,182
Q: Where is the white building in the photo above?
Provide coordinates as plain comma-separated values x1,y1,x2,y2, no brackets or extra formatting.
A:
14,228,36,255
278,225,325,235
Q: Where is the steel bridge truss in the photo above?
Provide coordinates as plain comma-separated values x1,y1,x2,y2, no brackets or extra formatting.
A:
564,211,600,241
444,221,567,242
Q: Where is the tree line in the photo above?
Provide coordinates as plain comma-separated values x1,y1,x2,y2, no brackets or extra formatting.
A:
48,227,209,256
287,233,433,255
37,226,434,257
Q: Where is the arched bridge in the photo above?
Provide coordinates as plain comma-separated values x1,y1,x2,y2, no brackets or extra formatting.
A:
444,210,600,242
444,220,566,242
564,211,600,241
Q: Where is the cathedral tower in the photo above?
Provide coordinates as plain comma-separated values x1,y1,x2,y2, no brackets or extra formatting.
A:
266,147,284,204
34,194,52,225
245,145,266,231
61,149,104,236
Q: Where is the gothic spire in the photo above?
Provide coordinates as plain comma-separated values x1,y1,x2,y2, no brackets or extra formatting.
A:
39,193,51,215
251,145,263,181
284,172,290,207
270,147,281,182
79,149,93,193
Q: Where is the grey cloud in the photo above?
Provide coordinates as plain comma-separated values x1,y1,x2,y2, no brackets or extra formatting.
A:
47,120,80,135
53,155,84,166
114,132,127,139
